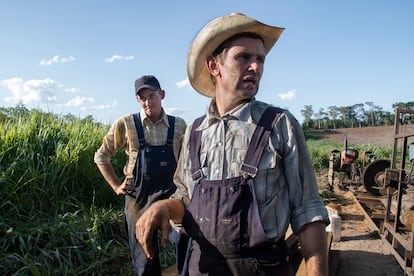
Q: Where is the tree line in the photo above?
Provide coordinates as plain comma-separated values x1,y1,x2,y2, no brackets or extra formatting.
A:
300,101,414,129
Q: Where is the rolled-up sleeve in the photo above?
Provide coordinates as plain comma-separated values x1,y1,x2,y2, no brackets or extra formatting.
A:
282,113,329,233
94,118,127,165
171,125,192,207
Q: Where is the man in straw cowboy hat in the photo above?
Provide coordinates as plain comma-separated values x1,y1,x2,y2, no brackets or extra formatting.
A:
136,13,329,275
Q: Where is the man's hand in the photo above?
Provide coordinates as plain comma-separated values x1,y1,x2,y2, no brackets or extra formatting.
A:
96,163,132,196
115,178,132,196
135,200,171,259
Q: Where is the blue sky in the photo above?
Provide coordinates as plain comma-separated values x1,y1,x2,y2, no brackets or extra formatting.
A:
1,1,413,125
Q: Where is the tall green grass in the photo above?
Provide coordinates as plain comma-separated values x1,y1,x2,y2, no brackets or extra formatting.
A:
0,109,176,275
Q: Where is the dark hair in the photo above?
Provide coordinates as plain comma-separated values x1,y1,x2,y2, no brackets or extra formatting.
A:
212,32,264,56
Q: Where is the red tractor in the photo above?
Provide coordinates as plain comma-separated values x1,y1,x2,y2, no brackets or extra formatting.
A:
327,135,391,196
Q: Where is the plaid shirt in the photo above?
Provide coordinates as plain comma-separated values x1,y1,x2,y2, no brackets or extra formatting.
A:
172,99,328,240
94,109,187,177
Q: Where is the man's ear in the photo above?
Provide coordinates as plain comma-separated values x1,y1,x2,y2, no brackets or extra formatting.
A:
206,56,220,77
159,90,166,99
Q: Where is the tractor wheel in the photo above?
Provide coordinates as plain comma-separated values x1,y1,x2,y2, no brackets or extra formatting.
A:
362,159,390,196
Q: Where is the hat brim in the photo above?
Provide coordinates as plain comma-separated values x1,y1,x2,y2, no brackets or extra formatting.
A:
135,84,160,95
187,13,284,98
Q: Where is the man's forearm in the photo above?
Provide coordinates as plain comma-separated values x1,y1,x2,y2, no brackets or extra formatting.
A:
298,221,328,276
163,198,185,223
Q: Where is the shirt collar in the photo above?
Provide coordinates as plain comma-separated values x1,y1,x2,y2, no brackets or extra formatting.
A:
197,98,256,130
140,108,170,127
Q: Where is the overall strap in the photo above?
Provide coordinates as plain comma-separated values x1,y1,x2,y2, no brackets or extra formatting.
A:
189,115,206,182
166,115,176,146
240,106,283,178
133,113,176,147
133,113,146,147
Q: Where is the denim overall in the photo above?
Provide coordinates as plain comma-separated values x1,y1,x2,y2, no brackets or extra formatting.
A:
182,107,294,276
125,113,177,276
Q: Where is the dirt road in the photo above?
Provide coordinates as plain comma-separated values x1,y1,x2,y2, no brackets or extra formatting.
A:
330,191,404,276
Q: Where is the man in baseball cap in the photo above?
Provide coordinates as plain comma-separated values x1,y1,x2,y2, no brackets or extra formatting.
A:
95,74,186,275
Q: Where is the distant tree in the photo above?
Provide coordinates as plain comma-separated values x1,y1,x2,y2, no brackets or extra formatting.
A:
301,100,413,129
381,111,394,126
339,106,354,128
375,107,384,126
301,105,314,128
0,107,8,122
63,113,78,123
82,115,95,124
327,106,339,129
365,102,383,126
6,103,30,119
352,103,365,127
315,108,328,129
392,101,414,111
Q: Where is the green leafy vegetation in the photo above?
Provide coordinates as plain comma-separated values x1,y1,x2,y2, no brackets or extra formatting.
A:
0,106,175,275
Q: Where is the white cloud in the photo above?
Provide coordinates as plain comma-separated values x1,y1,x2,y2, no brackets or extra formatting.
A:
65,87,80,93
65,96,94,107
277,89,297,101
1,77,59,104
65,97,116,111
104,55,134,63
39,55,75,66
164,107,187,116
86,101,117,110
175,78,190,88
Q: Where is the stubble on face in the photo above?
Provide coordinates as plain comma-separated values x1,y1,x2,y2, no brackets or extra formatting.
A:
137,90,164,122
215,37,266,109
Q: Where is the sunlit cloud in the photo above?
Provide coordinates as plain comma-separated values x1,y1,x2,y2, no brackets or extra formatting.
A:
277,89,296,101
65,97,117,111
65,96,94,107
39,55,75,66
86,101,117,110
165,107,187,116
104,55,134,63
175,78,190,88
65,87,79,93
1,77,59,104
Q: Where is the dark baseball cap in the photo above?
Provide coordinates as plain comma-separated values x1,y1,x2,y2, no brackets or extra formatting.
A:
134,75,161,95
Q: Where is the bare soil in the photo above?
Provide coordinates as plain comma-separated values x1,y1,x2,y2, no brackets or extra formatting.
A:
329,191,404,276
317,125,396,147
317,125,414,147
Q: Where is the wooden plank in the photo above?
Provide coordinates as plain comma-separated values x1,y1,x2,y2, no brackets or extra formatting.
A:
355,195,385,203
162,264,178,276
372,211,395,221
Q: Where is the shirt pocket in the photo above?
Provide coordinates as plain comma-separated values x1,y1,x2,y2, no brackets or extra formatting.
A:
255,145,283,206
230,148,247,177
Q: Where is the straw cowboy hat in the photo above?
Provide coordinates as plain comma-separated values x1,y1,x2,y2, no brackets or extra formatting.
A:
187,13,285,98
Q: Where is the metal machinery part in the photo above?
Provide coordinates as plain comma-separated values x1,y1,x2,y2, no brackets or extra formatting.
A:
381,109,414,275
361,159,391,196
328,145,378,193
